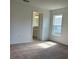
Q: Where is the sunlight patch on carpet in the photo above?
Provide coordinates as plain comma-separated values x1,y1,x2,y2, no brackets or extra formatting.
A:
37,41,57,48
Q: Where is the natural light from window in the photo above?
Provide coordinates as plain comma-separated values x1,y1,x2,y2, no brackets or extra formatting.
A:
33,12,39,27
37,41,57,48
52,15,63,37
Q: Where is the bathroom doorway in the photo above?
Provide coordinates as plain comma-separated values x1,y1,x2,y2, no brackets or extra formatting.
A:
32,11,40,41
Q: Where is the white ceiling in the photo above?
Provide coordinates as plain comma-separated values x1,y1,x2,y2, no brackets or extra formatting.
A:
16,0,68,10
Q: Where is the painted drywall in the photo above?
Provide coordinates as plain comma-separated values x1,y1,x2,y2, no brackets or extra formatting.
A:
10,0,33,44
49,7,68,45
42,11,50,40
10,0,51,44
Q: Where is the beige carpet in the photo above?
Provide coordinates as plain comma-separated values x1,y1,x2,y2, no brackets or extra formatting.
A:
10,41,68,59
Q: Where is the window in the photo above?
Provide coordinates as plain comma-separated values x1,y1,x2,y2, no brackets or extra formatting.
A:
52,15,63,37
33,12,39,27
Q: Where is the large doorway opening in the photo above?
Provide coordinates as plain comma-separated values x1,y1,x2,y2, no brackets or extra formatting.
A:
32,11,41,41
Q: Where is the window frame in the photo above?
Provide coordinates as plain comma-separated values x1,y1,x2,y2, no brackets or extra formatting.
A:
52,14,63,37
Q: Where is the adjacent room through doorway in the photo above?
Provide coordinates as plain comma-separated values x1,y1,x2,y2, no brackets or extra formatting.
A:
32,11,40,41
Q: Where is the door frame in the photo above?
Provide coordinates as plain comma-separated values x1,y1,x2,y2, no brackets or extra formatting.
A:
31,11,43,41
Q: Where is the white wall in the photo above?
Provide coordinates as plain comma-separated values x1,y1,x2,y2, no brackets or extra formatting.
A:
10,0,33,44
49,7,68,45
10,0,51,44
42,11,50,40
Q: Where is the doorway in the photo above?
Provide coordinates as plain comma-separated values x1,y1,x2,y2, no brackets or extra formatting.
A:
32,11,40,41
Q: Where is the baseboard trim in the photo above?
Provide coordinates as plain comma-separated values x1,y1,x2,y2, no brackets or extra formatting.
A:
10,41,32,45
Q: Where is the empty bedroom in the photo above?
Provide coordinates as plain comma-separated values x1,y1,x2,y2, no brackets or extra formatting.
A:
10,0,68,59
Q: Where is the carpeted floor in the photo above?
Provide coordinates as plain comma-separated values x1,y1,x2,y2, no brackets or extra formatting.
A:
10,41,68,59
